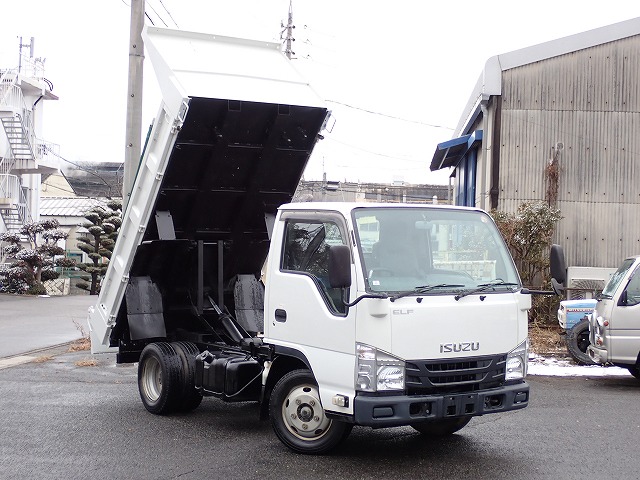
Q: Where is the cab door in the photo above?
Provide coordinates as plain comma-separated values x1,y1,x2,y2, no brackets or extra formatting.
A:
264,211,357,404
265,211,355,351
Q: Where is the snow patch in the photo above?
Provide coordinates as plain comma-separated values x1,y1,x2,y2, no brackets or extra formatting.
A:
528,353,631,377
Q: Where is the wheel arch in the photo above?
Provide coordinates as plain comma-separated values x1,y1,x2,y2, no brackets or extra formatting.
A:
259,346,311,420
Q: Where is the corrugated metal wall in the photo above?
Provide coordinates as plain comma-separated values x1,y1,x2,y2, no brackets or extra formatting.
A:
498,35,640,268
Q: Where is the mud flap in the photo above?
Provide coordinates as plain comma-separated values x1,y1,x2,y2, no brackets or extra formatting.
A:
125,276,167,340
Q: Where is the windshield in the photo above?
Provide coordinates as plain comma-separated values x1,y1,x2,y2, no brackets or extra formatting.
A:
601,258,636,298
353,207,520,294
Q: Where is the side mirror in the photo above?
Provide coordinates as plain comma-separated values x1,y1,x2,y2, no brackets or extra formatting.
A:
550,244,567,296
328,244,352,289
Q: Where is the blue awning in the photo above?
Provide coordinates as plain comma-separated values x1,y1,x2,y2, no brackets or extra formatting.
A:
430,130,483,171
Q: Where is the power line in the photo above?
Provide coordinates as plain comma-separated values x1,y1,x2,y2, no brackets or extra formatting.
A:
41,181,78,196
145,1,168,27
144,11,156,26
41,147,115,191
156,0,179,28
40,183,120,206
325,99,454,130
325,136,427,163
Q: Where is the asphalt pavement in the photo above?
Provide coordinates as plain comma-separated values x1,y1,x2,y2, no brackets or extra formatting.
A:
0,293,95,358
1,293,638,479
1,350,638,480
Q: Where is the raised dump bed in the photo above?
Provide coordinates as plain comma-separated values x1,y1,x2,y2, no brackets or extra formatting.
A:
88,27,328,353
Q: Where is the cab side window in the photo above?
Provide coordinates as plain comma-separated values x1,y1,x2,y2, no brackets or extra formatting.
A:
281,220,347,314
624,272,640,306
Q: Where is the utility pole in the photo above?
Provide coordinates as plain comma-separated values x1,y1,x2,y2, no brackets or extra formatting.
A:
123,0,145,210
281,1,295,59
18,37,34,73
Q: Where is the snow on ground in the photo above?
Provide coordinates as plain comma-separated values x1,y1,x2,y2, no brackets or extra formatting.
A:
528,353,631,377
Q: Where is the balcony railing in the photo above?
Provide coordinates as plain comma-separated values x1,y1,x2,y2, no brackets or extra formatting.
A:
0,173,32,225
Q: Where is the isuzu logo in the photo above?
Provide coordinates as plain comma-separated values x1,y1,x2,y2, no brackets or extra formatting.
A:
440,342,480,353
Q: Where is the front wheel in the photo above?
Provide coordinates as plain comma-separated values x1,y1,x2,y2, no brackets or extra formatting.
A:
269,369,352,454
411,417,471,437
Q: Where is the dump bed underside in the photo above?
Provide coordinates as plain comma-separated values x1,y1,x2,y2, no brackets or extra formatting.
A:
142,97,327,271
119,97,327,345
89,26,329,353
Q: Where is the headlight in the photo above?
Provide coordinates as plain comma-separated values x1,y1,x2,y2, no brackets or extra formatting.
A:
356,343,405,392
505,338,528,381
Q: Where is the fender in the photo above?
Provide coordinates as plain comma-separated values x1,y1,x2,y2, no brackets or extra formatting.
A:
258,345,312,420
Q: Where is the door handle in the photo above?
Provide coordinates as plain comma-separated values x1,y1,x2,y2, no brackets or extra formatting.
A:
275,308,287,323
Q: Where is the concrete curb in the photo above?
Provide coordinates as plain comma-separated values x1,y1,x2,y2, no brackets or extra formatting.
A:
0,341,81,370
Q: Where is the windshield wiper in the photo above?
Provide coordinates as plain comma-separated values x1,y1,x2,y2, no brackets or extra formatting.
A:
454,279,519,301
390,284,465,302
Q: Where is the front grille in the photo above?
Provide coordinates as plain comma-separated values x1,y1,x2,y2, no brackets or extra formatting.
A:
406,354,506,394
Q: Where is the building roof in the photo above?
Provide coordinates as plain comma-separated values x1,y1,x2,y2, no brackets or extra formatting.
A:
39,197,113,217
454,16,640,137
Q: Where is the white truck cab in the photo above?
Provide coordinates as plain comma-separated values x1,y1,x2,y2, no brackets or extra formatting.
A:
88,26,531,454
264,203,531,431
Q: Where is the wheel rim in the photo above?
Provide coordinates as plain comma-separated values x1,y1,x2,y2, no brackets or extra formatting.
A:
577,331,590,353
281,384,331,441
141,355,162,403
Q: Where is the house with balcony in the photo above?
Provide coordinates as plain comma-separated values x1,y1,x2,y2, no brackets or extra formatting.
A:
0,45,59,250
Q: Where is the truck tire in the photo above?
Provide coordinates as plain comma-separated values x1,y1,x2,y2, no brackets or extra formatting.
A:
269,369,352,454
627,365,640,380
411,417,471,437
138,342,183,414
171,342,203,412
566,318,595,365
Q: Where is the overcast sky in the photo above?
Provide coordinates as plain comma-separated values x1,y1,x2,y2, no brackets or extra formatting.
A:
0,1,637,185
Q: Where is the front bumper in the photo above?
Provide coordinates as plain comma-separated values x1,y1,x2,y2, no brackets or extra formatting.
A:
587,344,608,364
353,382,529,428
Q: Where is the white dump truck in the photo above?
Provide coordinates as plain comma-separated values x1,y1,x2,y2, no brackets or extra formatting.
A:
88,26,531,454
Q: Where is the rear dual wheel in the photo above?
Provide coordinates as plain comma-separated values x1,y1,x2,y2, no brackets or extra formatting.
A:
138,341,202,414
172,341,203,412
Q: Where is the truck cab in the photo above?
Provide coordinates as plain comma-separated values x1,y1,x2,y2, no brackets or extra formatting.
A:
587,256,640,378
264,203,530,433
